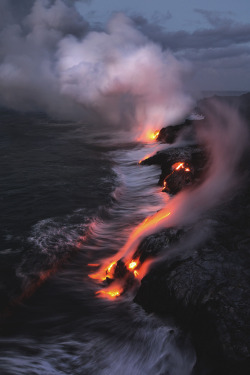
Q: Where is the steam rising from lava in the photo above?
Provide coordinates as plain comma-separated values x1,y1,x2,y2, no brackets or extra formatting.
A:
119,100,248,260
90,100,248,296
0,0,193,140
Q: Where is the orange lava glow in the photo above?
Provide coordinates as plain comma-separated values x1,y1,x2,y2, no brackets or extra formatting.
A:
114,210,172,270
139,149,157,164
88,260,118,282
139,153,151,164
107,261,116,274
89,209,171,299
96,289,121,299
95,281,124,300
87,263,100,267
137,129,160,143
172,162,191,172
128,260,138,270
129,211,170,241
88,150,177,301
150,130,159,140
175,162,184,170
162,180,167,191
88,272,107,281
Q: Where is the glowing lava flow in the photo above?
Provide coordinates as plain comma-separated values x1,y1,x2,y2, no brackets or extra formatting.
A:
171,162,191,173
137,129,160,143
88,211,171,299
128,260,138,270
138,153,152,164
175,162,184,170
96,289,121,299
88,130,174,299
150,130,159,140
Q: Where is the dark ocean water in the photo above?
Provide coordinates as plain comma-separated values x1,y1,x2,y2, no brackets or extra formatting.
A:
0,110,195,375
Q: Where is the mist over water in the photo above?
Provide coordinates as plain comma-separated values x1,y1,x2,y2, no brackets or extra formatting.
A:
0,2,248,374
0,116,196,374
113,101,248,266
0,0,193,140
0,3,198,373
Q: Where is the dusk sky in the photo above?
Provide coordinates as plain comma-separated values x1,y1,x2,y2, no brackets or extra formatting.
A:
0,0,250,121
77,0,250,91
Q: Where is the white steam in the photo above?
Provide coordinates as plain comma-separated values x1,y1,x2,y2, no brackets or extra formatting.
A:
0,0,193,139
119,100,248,260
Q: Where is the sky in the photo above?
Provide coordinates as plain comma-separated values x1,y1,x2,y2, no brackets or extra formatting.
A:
0,0,249,126
77,0,250,32
76,0,250,91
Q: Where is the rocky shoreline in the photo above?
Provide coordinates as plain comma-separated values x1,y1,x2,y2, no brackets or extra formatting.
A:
134,93,250,374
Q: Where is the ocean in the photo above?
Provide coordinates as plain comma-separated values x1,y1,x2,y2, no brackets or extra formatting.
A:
0,109,195,375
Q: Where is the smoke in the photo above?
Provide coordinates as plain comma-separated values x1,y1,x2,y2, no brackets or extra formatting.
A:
118,100,248,261
0,0,193,139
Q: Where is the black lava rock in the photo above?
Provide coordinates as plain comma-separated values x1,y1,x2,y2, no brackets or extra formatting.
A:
135,93,250,374
163,168,194,195
157,120,194,144
140,145,207,186
133,228,184,263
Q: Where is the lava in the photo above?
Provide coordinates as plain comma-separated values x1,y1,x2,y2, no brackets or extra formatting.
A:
88,260,117,281
150,130,159,140
88,153,179,300
96,289,121,299
137,129,160,143
87,263,100,267
107,261,116,274
128,260,138,270
95,280,124,300
173,162,184,170
139,153,152,164
171,162,191,173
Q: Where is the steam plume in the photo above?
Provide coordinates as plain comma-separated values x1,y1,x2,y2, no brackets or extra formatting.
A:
118,100,248,260
0,0,193,139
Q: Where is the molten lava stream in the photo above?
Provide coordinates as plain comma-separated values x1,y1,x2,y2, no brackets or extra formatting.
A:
137,129,160,143
88,133,171,299
95,281,124,300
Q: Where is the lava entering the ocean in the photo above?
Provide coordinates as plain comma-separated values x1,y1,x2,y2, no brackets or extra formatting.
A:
150,130,160,140
89,160,192,299
137,129,160,143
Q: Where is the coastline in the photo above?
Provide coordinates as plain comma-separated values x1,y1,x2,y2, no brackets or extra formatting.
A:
134,92,250,374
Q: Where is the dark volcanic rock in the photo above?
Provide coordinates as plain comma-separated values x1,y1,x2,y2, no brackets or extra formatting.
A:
135,171,250,373
157,120,194,144
135,230,250,374
113,259,128,279
141,145,207,186
163,167,194,194
133,228,184,263
135,93,250,374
